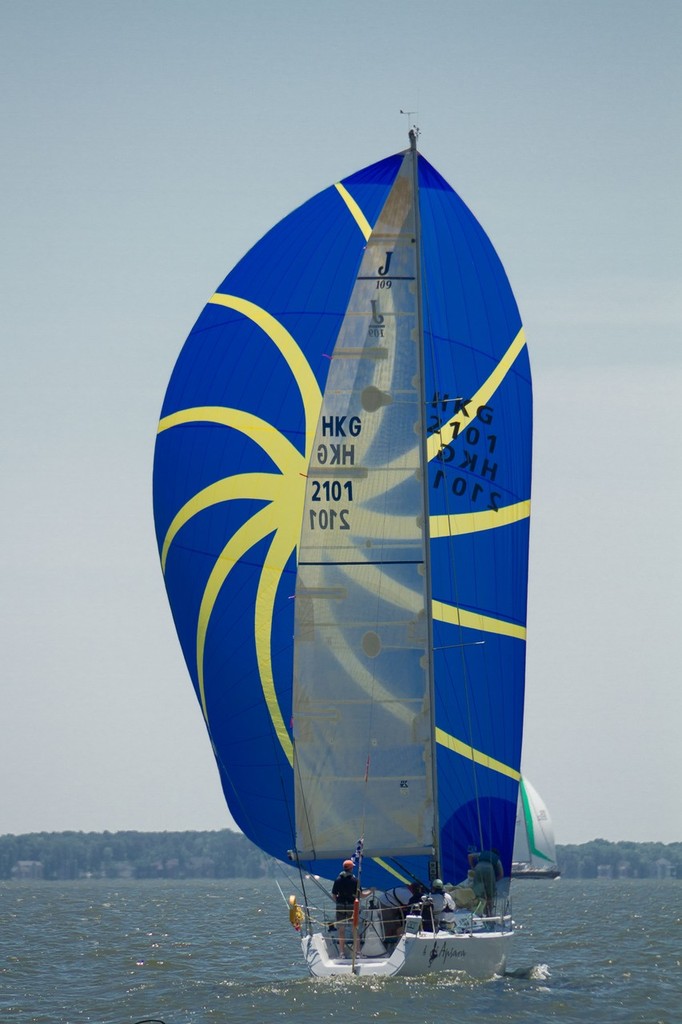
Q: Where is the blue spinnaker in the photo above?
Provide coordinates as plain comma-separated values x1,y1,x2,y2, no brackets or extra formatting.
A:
153,148,531,890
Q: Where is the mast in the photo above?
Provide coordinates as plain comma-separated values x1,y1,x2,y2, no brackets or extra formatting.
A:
409,127,440,880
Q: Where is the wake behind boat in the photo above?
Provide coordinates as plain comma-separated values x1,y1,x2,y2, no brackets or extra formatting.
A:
153,127,533,979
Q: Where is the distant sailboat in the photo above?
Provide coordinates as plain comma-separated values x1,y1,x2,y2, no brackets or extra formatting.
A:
153,129,533,977
512,777,560,878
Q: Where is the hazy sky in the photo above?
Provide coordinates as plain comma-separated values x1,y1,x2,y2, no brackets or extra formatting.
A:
2,1,680,846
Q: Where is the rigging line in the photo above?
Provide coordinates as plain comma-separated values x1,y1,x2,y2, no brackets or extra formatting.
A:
291,732,317,881
275,860,332,933
420,235,487,860
433,602,525,640
274,877,290,907
419,186,484,862
425,327,527,463
371,856,412,885
434,641,485,651
411,124,440,878
278,734,312,914
435,728,520,782
278,853,333,899
301,871,333,902
432,473,525,844
420,180,458,868
430,501,530,537
386,855,430,888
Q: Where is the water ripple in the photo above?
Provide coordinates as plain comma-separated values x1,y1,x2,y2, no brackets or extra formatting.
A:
1,878,680,1023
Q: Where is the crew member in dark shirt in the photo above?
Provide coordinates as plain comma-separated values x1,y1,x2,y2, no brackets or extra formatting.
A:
331,858,372,957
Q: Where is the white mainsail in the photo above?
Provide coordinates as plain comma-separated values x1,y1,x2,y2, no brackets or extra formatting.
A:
293,155,435,861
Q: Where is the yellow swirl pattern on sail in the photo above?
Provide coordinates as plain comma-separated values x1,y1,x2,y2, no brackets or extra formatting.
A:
430,500,530,539
159,470,292,571
197,499,286,736
208,293,321,403
435,727,521,782
158,296,323,766
159,407,302,478
432,599,526,641
334,182,372,241
372,858,411,884
426,327,527,463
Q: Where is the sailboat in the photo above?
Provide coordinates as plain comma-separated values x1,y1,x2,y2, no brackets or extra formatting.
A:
512,776,560,879
153,129,533,979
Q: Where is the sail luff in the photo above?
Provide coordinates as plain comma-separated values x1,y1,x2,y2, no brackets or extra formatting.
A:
410,130,440,879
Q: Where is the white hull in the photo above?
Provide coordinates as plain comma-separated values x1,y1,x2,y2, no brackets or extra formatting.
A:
302,927,512,979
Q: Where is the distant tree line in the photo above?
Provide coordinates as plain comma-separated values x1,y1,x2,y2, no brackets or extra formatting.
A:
1,831,680,881
0,830,276,881
555,839,681,879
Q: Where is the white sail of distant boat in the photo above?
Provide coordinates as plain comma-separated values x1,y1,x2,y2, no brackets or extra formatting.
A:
512,777,560,878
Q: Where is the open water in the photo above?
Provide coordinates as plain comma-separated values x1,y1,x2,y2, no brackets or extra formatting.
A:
1,877,679,1024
